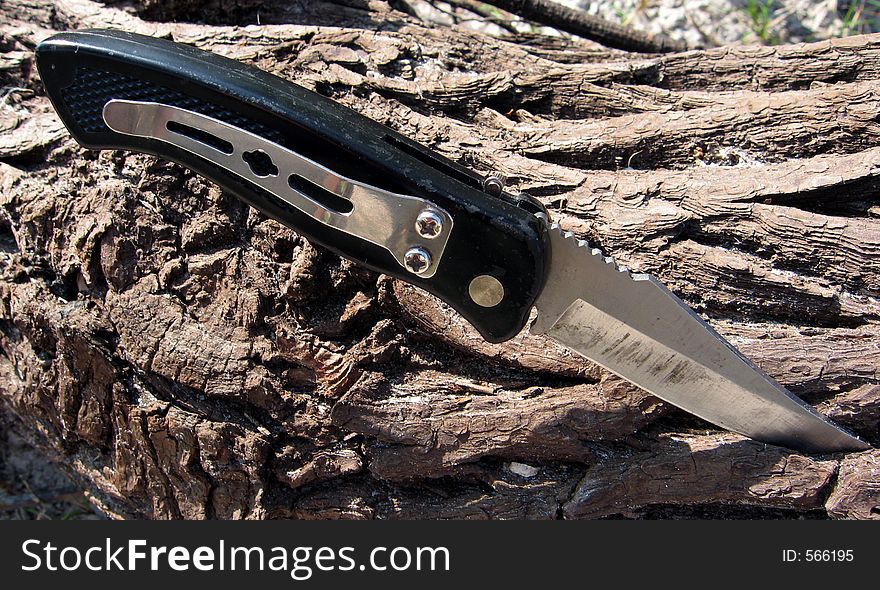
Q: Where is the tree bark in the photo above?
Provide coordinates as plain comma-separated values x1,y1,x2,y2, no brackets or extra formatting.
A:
0,0,878,519
454,0,689,52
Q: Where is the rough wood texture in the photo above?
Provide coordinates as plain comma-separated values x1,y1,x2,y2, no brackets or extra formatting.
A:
0,0,878,519
463,0,688,53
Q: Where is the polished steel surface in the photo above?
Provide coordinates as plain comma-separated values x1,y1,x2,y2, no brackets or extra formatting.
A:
403,246,433,275
532,224,869,453
103,99,452,277
415,210,443,239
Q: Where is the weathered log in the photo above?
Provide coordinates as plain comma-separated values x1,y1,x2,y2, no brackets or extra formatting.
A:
0,0,878,519
458,0,689,53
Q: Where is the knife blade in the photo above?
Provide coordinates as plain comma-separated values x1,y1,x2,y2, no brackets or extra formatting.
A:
34,30,869,453
531,225,869,453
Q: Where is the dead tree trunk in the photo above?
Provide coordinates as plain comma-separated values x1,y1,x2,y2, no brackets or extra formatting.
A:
0,0,878,519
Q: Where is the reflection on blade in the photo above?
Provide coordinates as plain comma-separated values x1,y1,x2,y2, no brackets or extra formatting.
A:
532,224,869,453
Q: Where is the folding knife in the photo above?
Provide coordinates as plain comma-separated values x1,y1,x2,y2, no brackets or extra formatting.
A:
35,30,869,454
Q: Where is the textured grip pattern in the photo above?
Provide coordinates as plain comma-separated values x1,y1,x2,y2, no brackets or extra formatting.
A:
36,29,549,342
60,67,284,144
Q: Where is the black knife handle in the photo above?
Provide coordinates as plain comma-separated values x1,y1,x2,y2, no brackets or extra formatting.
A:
35,30,549,343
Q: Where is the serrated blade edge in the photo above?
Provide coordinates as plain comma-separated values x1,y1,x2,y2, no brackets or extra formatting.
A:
533,224,869,453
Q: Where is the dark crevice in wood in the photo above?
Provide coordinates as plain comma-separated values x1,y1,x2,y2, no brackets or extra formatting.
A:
757,177,880,218
616,504,831,520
